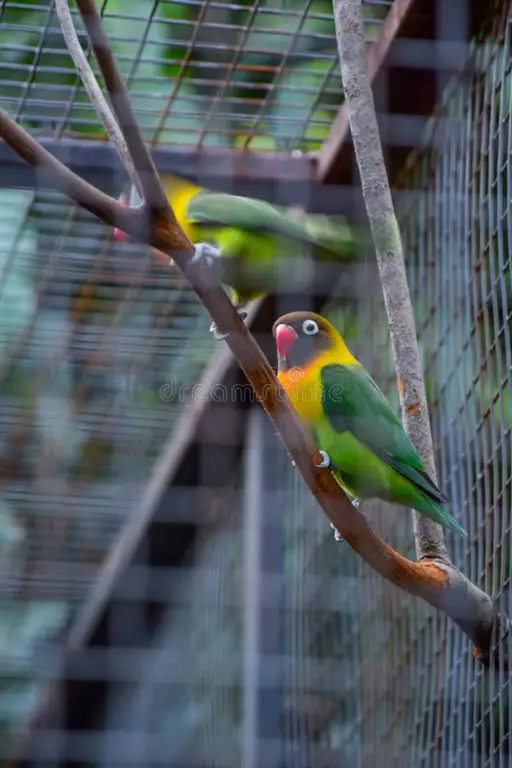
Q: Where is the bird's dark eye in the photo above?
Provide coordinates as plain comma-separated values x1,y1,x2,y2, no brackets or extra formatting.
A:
302,319,319,336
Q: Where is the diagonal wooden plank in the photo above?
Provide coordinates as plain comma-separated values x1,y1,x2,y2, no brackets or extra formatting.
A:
316,0,423,182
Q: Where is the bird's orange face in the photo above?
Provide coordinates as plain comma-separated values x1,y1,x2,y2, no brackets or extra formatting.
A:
272,311,336,372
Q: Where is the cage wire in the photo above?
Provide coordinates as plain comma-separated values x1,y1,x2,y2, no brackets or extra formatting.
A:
314,6,512,765
0,0,511,766
0,0,394,754
92,4,512,766
0,0,391,152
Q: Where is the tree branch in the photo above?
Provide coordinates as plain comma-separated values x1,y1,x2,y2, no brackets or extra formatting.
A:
0,109,190,254
54,0,141,195
332,0,449,562
0,0,505,673
73,0,186,236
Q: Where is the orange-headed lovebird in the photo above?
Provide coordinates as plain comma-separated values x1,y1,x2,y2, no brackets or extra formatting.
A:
273,311,466,536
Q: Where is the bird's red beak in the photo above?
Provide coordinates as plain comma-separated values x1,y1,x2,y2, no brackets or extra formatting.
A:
275,324,298,359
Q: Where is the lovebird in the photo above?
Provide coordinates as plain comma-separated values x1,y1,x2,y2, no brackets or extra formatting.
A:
114,175,357,333
273,311,466,536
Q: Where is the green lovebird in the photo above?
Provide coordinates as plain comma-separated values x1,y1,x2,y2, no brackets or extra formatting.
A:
114,174,357,320
273,311,466,536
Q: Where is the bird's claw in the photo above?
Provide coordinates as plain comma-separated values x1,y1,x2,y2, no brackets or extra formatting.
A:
315,450,331,469
210,307,249,341
209,321,229,341
330,523,344,543
190,242,222,269
186,242,224,288
329,496,361,543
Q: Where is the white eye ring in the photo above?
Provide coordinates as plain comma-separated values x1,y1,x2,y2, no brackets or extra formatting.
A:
302,319,319,336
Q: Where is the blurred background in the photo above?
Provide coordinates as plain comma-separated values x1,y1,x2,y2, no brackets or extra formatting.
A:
0,0,510,766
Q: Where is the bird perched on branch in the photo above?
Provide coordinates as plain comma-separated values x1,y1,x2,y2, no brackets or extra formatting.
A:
114,174,357,337
273,311,466,539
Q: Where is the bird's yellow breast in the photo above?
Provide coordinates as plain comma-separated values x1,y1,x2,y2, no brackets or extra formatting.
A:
162,176,201,242
278,346,357,426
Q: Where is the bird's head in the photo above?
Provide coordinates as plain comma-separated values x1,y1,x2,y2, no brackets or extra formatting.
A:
272,311,344,372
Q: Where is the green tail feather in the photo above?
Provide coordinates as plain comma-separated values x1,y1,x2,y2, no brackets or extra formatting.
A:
333,469,467,536
422,498,467,536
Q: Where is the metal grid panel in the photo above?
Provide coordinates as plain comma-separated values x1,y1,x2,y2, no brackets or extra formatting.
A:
270,8,512,764
397,12,511,763
317,6,512,764
94,406,368,768
0,0,399,751
5,1,512,765
1,0,391,153
79,5,512,766
0,184,217,746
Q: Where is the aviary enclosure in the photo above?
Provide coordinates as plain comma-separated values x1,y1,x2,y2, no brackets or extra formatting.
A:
0,0,509,766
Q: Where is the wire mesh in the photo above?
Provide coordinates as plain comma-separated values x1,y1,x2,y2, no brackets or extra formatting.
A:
292,5,512,765
0,0,398,752
60,4,512,766
0,184,219,748
0,0,391,153
2,0,512,766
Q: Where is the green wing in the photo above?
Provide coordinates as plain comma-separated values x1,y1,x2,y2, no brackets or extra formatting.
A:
188,192,355,257
320,364,448,504
188,192,313,238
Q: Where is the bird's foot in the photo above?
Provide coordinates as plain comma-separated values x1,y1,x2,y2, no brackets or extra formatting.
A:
315,450,331,469
209,321,228,341
209,307,249,341
190,242,223,271
330,523,344,543
329,497,360,543
185,241,224,291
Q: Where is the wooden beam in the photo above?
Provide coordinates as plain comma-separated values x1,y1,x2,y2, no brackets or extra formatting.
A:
316,0,422,183
0,138,313,184
316,0,498,185
0,135,363,212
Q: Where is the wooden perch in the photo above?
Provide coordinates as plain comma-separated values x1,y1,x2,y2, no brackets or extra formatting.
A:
0,0,506,695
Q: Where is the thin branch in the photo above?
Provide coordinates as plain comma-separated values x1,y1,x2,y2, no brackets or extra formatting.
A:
0,109,189,254
332,0,449,563
54,0,141,195
0,2,506,677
